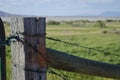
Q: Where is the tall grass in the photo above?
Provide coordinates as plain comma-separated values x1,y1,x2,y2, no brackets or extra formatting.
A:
46,21,120,80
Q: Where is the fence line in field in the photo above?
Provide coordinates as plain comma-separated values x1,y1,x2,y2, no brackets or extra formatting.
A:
1,35,119,57
0,17,120,80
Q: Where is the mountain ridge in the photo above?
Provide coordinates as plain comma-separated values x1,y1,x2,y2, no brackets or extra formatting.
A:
0,11,120,22
0,11,16,17
99,11,120,16
0,10,120,17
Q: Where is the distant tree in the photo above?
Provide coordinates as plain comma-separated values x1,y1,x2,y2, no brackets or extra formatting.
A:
47,21,60,25
65,21,73,25
80,20,87,23
96,20,106,28
119,20,120,22
106,19,113,22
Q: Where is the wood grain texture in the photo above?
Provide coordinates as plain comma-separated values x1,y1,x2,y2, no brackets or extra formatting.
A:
0,18,6,80
10,17,46,80
47,48,120,79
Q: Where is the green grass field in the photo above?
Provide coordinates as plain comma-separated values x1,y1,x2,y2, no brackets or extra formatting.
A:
2,20,120,80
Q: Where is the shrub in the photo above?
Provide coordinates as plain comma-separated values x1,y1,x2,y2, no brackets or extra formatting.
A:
96,20,106,28
102,30,108,34
106,19,114,22
47,21,60,25
116,31,120,34
3,21,10,26
65,21,74,25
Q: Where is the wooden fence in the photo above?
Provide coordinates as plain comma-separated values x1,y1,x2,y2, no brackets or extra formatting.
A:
10,17,47,80
0,17,120,80
0,18,6,80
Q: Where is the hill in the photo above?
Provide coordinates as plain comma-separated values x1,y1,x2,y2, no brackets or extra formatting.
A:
100,11,120,16
0,11,15,17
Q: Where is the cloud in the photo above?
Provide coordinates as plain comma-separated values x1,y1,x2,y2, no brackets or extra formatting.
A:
80,0,114,3
0,0,114,7
30,0,114,3
0,0,119,16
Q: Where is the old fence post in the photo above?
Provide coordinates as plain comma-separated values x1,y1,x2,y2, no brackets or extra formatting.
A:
10,17,47,80
0,18,6,80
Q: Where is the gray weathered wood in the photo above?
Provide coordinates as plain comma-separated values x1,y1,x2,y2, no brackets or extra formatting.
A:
0,18,6,80
47,48,120,79
10,17,46,80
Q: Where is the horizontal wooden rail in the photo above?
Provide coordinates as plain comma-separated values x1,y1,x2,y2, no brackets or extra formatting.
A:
47,48,120,79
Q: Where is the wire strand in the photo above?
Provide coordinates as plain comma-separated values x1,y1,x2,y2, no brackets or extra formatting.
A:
46,37,120,57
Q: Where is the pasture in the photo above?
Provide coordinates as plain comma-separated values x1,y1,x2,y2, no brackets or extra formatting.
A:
2,19,120,80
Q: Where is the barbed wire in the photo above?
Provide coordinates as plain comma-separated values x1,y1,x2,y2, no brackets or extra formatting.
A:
46,37,120,57
1,33,120,80
0,35,19,46
12,60,68,80
0,33,67,80
1,34,119,57
19,37,68,80
12,60,67,79
47,69,67,80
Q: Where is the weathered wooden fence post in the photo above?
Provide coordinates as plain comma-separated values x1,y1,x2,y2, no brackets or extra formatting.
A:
10,17,47,80
0,18,6,80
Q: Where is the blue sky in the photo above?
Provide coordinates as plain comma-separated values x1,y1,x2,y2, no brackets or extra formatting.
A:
0,0,120,16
